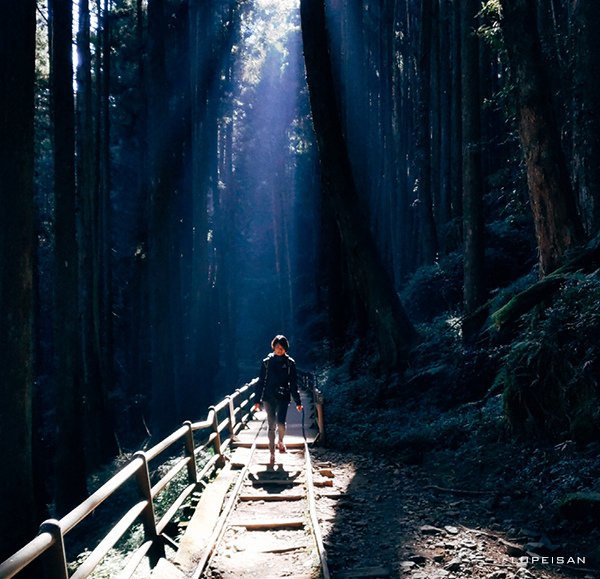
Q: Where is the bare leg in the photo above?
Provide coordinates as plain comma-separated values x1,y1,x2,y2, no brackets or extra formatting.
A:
276,400,289,452
263,401,276,455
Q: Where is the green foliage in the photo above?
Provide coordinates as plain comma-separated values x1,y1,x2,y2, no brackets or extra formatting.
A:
478,1,503,52
319,341,508,465
322,260,600,454
318,332,507,459
404,314,503,407
401,217,535,325
400,252,463,323
485,218,536,289
499,274,600,441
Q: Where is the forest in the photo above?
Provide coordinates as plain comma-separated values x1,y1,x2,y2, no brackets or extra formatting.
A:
1,0,599,573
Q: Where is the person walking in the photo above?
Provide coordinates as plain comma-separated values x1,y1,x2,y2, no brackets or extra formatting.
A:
253,335,303,465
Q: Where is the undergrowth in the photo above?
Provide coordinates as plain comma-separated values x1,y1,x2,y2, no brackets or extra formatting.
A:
499,273,600,442
319,261,600,459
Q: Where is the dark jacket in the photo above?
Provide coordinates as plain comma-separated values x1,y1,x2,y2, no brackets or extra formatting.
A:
256,353,301,405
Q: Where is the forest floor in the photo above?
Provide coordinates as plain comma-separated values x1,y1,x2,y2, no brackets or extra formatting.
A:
310,402,600,579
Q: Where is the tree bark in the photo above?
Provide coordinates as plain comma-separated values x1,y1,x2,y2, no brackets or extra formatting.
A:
300,0,417,370
500,0,583,275
49,0,88,514
572,0,600,236
77,0,116,468
416,0,439,264
461,0,486,334
97,0,117,454
438,0,452,239
450,0,462,223
0,0,37,560
148,0,177,432
131,0,151,434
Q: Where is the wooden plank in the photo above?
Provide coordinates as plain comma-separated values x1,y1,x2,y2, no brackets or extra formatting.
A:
317,492,345,499
313,479,333,487
234,441,305,449
230,518,305,529
238,494,304,501
172,464,237,574
257,545,307,554
250,479,304,486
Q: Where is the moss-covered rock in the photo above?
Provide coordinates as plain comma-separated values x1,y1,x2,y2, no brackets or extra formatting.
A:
559,492,600,525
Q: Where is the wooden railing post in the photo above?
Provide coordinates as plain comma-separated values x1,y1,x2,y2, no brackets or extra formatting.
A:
209,406,226,468
227,394,236,439
183,421,198,484
133,451,165,566
38,520,68,579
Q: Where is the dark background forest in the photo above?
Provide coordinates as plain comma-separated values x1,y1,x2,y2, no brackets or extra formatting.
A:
1,0,599,566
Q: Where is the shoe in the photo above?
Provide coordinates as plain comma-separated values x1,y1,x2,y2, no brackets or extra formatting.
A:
277,441,286,453
269,453,275,466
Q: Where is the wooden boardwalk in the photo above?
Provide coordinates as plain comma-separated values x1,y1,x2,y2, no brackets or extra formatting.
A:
151,389,325,579
233,387,320,449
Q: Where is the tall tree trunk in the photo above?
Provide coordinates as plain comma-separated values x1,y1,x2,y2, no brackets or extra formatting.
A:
416,0,439,264
438,0,452,239
77,0,116,469
393,0,415,280
300,0,417,370
148,0,176,433
216,89,239,387
461,0,485,334
572,0,600,236
0,0,37,560
430,0,442,245
97,0,117,451
500,0,583,275
49,0,88,513
189,0,215,409
132,0,151,434
450,0,462,223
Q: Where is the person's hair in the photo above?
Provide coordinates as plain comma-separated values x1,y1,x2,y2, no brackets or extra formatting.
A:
271,334,289,351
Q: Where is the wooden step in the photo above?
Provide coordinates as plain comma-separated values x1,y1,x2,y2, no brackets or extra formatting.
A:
229,517,305,529
239,494,304,501
249,479,304,486
233,441,305,449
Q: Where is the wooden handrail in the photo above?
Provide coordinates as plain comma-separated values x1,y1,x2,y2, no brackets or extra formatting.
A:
0,380,258,579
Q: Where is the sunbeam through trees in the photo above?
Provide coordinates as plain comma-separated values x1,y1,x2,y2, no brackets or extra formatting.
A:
1,0,600,573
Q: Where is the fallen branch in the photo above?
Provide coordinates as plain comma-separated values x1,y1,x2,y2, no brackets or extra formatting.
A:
491,274,565,328
491,240,600,328
424,484,495,496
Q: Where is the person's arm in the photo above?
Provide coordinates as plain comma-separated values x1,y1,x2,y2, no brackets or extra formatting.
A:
289,360,302,408
253,358,267,410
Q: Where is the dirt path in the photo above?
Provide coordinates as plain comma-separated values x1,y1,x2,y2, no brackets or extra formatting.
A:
310,447,600,579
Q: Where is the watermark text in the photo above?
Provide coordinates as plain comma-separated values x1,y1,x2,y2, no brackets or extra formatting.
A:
520,556,586,566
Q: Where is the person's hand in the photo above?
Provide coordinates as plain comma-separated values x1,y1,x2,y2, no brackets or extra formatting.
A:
253,403,262,412
296,405,303,412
